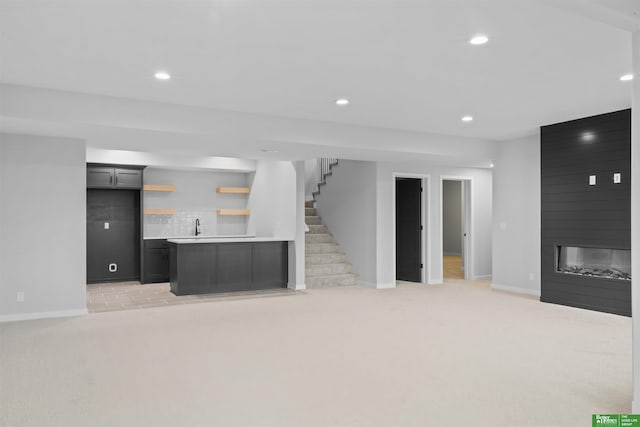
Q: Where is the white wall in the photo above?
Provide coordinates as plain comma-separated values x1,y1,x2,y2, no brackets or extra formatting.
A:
376,162,493,286
246,160,296,239
288,161,306,290
631,29,639,414
491,134,541,296
143,168,249,237
315,160,377,285
304,159,317,201
0,133,87,321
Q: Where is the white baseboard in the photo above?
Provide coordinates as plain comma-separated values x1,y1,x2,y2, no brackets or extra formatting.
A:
375,282,396,289
0,308,88,323
473,275,492,280
428,278,443,285
491,283,540,297
288,283,306,291
359,281,377,288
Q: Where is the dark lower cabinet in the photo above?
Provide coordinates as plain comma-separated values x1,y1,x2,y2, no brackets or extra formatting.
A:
143,239,170,283
217,243,253,292
169,241,288,296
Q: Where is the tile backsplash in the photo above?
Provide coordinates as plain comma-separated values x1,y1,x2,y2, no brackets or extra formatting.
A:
143,168,249,238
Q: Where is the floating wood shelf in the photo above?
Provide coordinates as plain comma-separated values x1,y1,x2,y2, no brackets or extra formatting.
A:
216,209,250,216
144,209,177,215
144,185,176,192
216,187,250,194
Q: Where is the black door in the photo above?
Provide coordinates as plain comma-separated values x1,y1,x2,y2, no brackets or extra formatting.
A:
396,178,422,282
87,189,140,284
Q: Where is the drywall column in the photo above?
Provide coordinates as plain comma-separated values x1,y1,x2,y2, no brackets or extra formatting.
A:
0,134,87,321
491,135,541,296
632,30,640,414
288,160,306,290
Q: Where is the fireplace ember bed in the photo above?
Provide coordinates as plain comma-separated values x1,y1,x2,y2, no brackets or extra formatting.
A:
556,246,631,281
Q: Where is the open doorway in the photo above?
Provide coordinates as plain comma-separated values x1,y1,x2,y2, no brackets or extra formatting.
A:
442,178,471,280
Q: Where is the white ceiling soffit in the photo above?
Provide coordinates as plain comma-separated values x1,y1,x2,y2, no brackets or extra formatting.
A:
0,0,634,147
542,0,640,31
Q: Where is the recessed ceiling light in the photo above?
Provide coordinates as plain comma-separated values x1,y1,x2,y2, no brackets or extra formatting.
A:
462,115,474,122
620,73,634,81
581,131,596,142
336,98,349,106
154,71,171,81
469,35,489,45
490,163,494,168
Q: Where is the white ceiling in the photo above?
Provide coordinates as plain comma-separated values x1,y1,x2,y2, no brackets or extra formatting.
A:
0,0,637,155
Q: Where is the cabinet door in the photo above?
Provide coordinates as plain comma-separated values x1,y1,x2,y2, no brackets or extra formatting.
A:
115,169,142,189
143,240,169,283
87,167,115,188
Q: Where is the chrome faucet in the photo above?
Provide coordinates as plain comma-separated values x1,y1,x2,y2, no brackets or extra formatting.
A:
195,218,201,236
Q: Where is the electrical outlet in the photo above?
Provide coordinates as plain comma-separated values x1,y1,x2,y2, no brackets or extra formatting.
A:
529,272,535,281
104,222,110,230
16,291,25,302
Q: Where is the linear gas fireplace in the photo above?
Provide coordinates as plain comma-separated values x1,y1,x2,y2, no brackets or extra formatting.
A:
541,109,631,316
556,246,631,281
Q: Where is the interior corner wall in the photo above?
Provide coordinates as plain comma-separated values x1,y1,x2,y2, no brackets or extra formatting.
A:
631,29,639,414
491,134,541,295
376,162,492,285
315,160,377,285
304,159,317,201
246,160,296,239
0,133,87,320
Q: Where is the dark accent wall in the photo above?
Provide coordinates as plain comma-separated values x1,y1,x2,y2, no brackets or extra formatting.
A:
541,109,631,316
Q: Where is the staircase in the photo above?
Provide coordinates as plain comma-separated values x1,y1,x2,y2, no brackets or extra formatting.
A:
305,200,359,288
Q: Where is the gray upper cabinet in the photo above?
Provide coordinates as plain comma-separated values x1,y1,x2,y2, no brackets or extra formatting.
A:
115,168,142,189
87,167,115,188
87,165,143,189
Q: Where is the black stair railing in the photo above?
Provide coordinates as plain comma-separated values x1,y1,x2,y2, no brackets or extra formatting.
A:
312,158,339,201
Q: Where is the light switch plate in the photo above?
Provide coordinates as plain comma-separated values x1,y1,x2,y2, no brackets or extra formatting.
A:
104,222,109,230
613,173,621,184
589,175,596,186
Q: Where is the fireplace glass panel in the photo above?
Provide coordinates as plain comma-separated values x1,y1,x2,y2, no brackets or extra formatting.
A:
556,246,631,281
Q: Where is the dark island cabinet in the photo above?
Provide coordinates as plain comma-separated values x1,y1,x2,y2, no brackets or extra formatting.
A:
87,165,142,189
143,239,170,283
169,241,288,295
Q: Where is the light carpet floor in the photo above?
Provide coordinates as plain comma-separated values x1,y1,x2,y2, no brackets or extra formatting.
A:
0,279,631,427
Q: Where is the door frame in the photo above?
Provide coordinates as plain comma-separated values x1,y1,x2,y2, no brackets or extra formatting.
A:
392,173,430,284
440,176,473,280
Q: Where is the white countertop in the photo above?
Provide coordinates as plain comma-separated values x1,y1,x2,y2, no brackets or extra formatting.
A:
145,234,254,240
167,236,290,244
